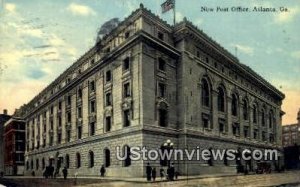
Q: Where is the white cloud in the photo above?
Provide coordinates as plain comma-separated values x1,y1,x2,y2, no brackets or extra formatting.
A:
5,3,16,12
274,6,299,24
291,50,300,60
231,44,254,56
67,3,96,16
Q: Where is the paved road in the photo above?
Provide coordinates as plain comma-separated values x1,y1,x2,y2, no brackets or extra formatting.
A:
1,171,300,187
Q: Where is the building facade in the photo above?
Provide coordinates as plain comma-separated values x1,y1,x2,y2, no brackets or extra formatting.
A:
22,4,284,177
3,117,25,175
0,109,11,174
282,109,300,147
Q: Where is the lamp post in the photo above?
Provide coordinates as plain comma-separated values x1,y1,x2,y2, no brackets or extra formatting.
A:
163,139,173,167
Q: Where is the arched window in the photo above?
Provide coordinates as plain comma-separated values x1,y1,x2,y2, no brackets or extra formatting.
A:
231,94,238,116
217,87,225,112
65,154,70,168
253,105,257,123
261,109,266,126
42,158,45,169
104,148,110,167
36,159,39,170
243,99,248,120
123,145,131,167
76,153,81,168
89,151,94,168
201,79,210,107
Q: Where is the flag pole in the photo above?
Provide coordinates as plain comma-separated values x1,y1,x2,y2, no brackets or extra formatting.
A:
173,0,176,25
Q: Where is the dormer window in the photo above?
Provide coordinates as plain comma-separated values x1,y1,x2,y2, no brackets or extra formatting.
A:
158,31,164,40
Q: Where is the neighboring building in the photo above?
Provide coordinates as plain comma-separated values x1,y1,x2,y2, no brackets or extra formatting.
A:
21,4,284,177
3,117,26,175
0,109,11,174
282,109,300,147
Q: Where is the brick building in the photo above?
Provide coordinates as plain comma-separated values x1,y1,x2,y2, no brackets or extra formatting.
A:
0,109,11,175
3,117,26,175
21,4,284,177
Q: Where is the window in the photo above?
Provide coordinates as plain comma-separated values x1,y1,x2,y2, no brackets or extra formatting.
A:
262,131,267,141
205,57,209,63
90,59,95,65
77,126,82,139
89,151,94,168
78,107,82,118
78,88,82,99
243,99,248,120
244,126,249,138
67,112,72,122
90,122,95,136
90,81,95,92
261,109,266,126
57,133,61,144
269,111,273,128
106,93,112,106
90,100,96,113
202,114,210,129
67,95,71,105
158,83,166,98
219,122,225,133
49,135,53,146
50,106,54,115
158,31,164,40
253,129,258,139
76,153,81,168
31,160,33,170
36,159,39,170
58,116,62,127
65,154,70,168
253,105,257,123
43,138,46,147
232,123,240,136
105,116,111,132
217,87,225,112
66,130,71,142
158,109,167,127
123,145,131,167
201,79,210,107
231,94,238,116
158,58,166,71
123,57,130,70
123,83,131,98
125,31,130,39
58,101,62,110
124,110,131,127
104,148,110,167
106,70,112,82
42,158,45,169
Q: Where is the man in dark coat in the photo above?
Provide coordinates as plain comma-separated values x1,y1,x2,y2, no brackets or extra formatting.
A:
100,165,106,177
62,167,68,179
169,163,175,181
146,162,152,181
152,167,156,181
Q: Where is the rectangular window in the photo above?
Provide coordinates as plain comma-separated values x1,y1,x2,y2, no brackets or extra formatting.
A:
158,109,167,127
67,130,71,142
90,81,95,92
232,123,240,136
123,83,130,98
50,106,53,114
106,70,112,82
58,101,62,110
158,31,164,40
78,89,82,99
90,100,96,113
67,95,71,105
67,112,72,122
125,31,130,39
106,93,112,106
219,122,225,133
90,122,95,136
158,58,166,71
254,129,258,139
158,83,166,98
105,116,111,132
49,136,53,146
57,133,61,144
244,126,249,138
78,126,82,139
123,57,130,70
202,115,210,129
124,110,131,127
58,117,62,127
78,107,82,118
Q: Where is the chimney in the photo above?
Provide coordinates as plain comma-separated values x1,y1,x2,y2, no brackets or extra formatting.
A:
3,109,8,115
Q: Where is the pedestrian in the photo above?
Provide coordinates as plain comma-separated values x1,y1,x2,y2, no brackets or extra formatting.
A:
160,168,164,180
0,171,3,178
175,171,179,180
146,162,152,181
62,167,68,180
152,167,156,182
169,163,175,181
166,166,170,180
100,165,106,177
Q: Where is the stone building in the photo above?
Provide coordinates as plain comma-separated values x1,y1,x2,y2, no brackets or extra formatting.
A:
3,117,25,175
282,109,300,147
22,4,284,177
0,109,11,174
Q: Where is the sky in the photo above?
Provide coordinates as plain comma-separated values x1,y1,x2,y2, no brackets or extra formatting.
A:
0,0,299,125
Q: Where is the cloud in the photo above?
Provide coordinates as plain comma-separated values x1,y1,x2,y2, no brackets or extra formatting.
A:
5,3,16,12
231,44,254,56
67,3,96,16
291,50,300,60
274,6,299,24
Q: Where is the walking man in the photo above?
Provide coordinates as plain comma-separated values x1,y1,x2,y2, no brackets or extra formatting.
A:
62,167,68,180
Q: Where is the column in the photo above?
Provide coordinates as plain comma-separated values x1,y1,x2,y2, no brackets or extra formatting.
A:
212,89,219,134
249,105,254,139
227,96,233,136
239,97,244,138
